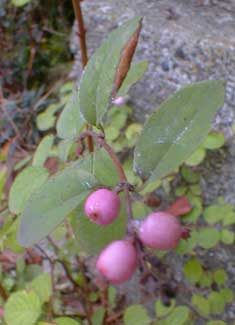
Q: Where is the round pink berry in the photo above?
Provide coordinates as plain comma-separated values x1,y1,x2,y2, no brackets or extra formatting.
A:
138,212,182,250
96,240,138,284
84,189,121,225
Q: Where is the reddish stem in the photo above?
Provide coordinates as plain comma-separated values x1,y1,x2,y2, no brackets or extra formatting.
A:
72,0,88,67
71,0,94,152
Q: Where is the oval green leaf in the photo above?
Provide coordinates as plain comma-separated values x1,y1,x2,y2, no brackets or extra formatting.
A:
9,166,49,214
124,305,151,325
191,294,210,317
18,168,98,247
4,290,42,325
134,80,225,184
202,131,225,150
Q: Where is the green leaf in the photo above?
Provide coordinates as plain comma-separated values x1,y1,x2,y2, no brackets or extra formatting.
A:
183,258,203,284
155,299,175,318
204,205,223,224
191,294,210,317
176,230,198,255
124,305,151,325
197,228,220,249
181,165,199,184
79,17,142,126
108,286,117,309
132,201,151,220
9,166,49,214
2,219,25,253
36,103,61,132
59,82,74,96
220,229,235,245
202,131,225,150
0,166,6,201
134,80,225,183
4,290,42,325
222,207,235,226
220,288,233,303
189,184,201,196
117,60,148,96
105,126,120,142
28,273,52,303
57,89,85,140
18,168,98,247
208,292,225,315
37,113,56,131
175,186,187,197
162,306,190,325
32,135,54,167
14,155,32,171
25,265,42,282
71,199,127,256
199,272,213,288
58,139,74,162
11,0,31,7
72,149,119,188
185,147,206,167
204,203,235,226
54,317,80,325
213,269,227,286
93,149,119,187
184,194,202,223
91,307,105,325
106,105,131,130
123,158,143,187
125,123,143,147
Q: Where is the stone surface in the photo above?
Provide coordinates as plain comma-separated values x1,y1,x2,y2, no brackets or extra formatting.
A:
70,0,235,322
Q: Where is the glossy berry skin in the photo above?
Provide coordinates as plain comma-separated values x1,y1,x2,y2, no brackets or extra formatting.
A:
96,240,138,284
84,189,120,225
138,212,182,250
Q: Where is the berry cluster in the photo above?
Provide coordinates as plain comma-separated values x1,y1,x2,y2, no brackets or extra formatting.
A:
84,188,184,284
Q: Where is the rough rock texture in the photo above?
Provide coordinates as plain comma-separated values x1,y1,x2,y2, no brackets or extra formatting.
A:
70,0,235,322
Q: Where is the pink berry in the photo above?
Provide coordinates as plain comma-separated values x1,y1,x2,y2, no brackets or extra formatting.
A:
84,189,120,225
96,240,138,284
138,212,182,250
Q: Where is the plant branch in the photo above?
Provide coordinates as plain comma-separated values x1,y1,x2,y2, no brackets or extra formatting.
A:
71,0,94,152
0,283,8,301
72,0,88,67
